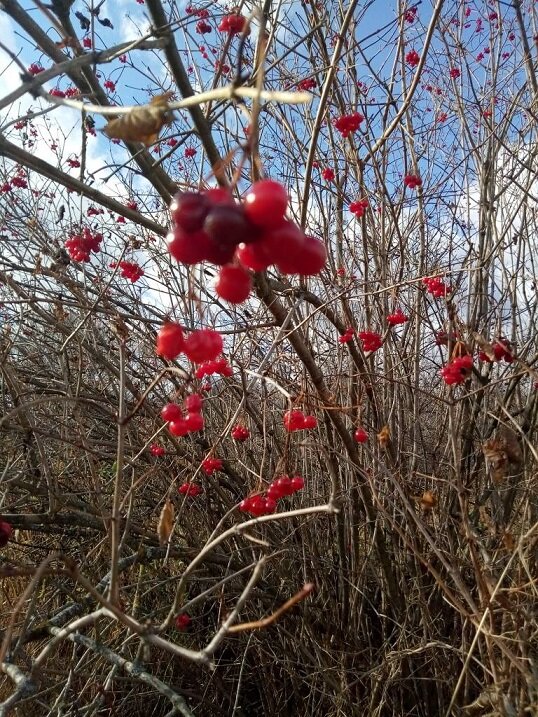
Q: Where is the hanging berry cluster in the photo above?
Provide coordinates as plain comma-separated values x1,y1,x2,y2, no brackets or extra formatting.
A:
283,410,318,432
110,260,144,282
239,475,305,516
217,13,248,34
333,112,364,138
166,180,326,304
423,276,452,298
178,482,203,496
65,227,103,262
440,355,473,385
160,393,205,437
231,424,250,441
479,338,514,363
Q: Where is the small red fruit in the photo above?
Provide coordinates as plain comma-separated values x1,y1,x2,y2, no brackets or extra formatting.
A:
303,415,318,429
0,520,13,547
150,443,166,456
235,242,271,272
156,323,185,360
354,428,368,443
243,180,288,229
184,329,223,363
170,191,209,232
183,395,201,413
215,264,252,304
175,613,191,630
184,412,204,431
168,419,189,436
161,403,182,422
290,475,305,491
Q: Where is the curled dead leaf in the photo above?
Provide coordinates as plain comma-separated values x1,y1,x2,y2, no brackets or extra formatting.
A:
377,425,390,447
103,92,174,146
157,500,175,545
419,490,437,511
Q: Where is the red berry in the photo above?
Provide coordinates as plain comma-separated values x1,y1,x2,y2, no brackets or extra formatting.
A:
169,419,190,436
264,497,277,513
204,187,235,206
290,475,305,491
170,191,209,232
297,236,327,275
215,264,252,304
184,394,203,412
175,613,191,630
354,428,368,443
0,520,13,547
261,221,305,270
303,415,318,429
273,476,294,496
156,323,185,360
166,227,213,265
150,443,166,456
184,412,204,431
235,242,271,272
161,403,183,422
203,205,253,248
243,180,288,229
184,329,223,364
283,409,305,432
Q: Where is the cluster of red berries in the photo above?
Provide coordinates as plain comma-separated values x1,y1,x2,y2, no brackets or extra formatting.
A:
322,167,335,181
387,309,408,326
110,260,144,282
231,424,250,441
354,428,368,443
196,19,211,34
161,394,204,437
27,63,44,75
65,227,103,262
333,112,365,138
440,355,473,385
423,276,451,298
479,338,514,364
217,13,247,34
0,519,12,548
166,181,326,294
239,475,305,516
297,78,316,91
349,199,368,217
150,443,166,456
405,50,420,67
156,324,223,364
194,357,232,378
339,327,355,344
283,410,318,432
202,457,223,475
178,482,203,497
435,330,457,346
358,331,383,352
404,174,422,189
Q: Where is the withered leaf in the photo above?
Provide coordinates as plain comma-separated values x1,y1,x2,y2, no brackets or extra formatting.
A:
377,425,390,447
157,500,175,545
103,93,174,146
419,490,437,511
472,331,496,361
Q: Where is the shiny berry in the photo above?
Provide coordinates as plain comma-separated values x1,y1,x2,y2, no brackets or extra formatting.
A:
244,180,288,229
161,403,182,422
303,415,318,429
203,205,252,248
175,613,191,630
166,227,213,265
156,323,185,360
150,443,166,456
170,192,209,232
215,264,252,304
290,475,305,491
298,236,327,275
235,242,271,272
354,428,368,443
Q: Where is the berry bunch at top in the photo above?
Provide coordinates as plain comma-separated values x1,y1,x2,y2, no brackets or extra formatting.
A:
423,276,452,298
166,180,327,303
65,227,103,263
218,13,248,35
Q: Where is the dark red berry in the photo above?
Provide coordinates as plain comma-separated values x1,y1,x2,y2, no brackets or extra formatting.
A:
297,236,327,275
215,264,252,304
354,428,368,443
156,323,185,360
203,204,253,247
0,520,13,548
184,412,204,431
170,192,209,232
169,419,189,436
244,180,288,229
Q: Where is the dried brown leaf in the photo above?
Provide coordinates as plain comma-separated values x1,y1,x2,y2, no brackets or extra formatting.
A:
377,425,390,447
103,93,174,146
157,500,175,545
